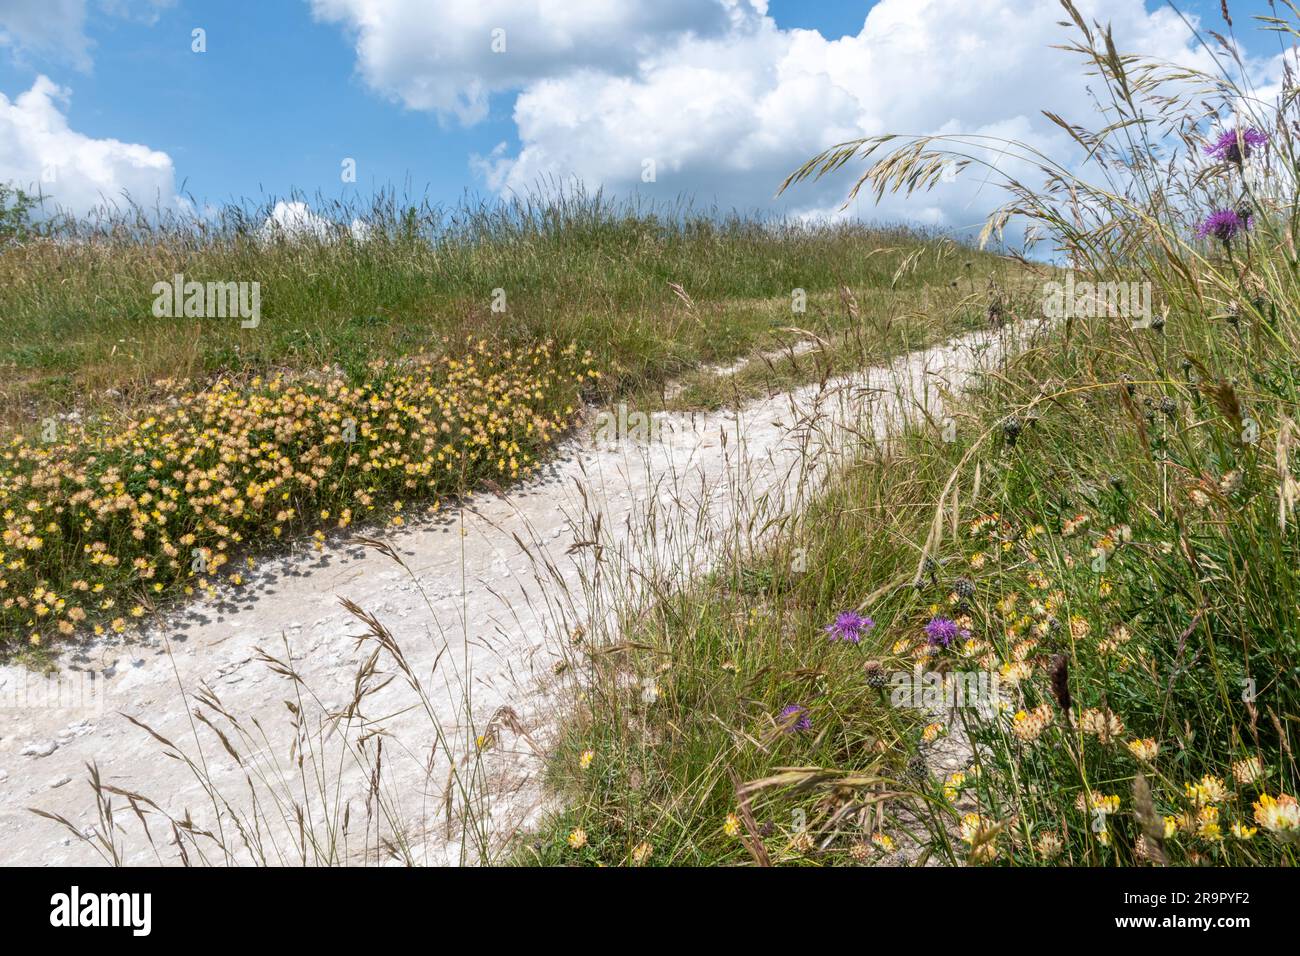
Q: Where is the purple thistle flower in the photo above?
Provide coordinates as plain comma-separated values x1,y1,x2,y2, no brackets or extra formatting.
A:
1196,208,1253,244
825,610,875,644
778,704,812,733
924,616,969,648
1205,127,1268,165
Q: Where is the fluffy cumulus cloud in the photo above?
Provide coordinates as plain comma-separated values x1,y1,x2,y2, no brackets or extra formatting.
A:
309,0,757,123
258,200,372,242
0,76,177,217
493,0,1226,227
323,0,1235,235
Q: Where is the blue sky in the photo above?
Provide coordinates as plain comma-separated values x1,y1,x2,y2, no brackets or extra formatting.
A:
0,0,502,208
0,0,1290,225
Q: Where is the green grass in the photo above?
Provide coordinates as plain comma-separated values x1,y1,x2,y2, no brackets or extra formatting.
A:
0,190,1018,426
522,5,1300,867
527,309,1300,867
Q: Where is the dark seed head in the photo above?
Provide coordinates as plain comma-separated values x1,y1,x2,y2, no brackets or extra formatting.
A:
1049,654,1073,722
1002,415,1023,446
953,576,976,600
1158,397,1178,417
906,754,928,783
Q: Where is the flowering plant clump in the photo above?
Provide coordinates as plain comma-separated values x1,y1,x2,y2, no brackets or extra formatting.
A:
0,338,596,646
858,495,1298,865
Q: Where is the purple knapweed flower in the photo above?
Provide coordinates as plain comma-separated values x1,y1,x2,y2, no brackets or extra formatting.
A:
825,610,875,644
924,616,969,648
1196,208,1253,244
1205,127,1268,165
778,704,812,733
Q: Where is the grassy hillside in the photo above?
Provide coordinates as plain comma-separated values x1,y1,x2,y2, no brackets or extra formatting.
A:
0,191,1020,425
0,190,1025,654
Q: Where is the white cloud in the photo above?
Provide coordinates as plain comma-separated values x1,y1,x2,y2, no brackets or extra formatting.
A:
309,0,760,124
0,0,93,70
325,0,1239,239
489,0,1226,232
0,0,173,70
257,200,372,242
0,76,177,218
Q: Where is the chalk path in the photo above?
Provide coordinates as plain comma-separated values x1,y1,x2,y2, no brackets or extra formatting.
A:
0,323,1032,866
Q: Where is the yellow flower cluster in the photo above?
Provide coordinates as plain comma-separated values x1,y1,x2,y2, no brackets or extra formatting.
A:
0,339,596,645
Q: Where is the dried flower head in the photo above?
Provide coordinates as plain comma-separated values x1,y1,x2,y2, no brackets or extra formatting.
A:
1011,704,1054,743
1232,756,1264,786
1080,707,1124,744
1035,829,1063,861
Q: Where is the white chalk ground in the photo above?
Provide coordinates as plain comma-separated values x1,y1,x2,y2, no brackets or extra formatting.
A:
0,323,1039,866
